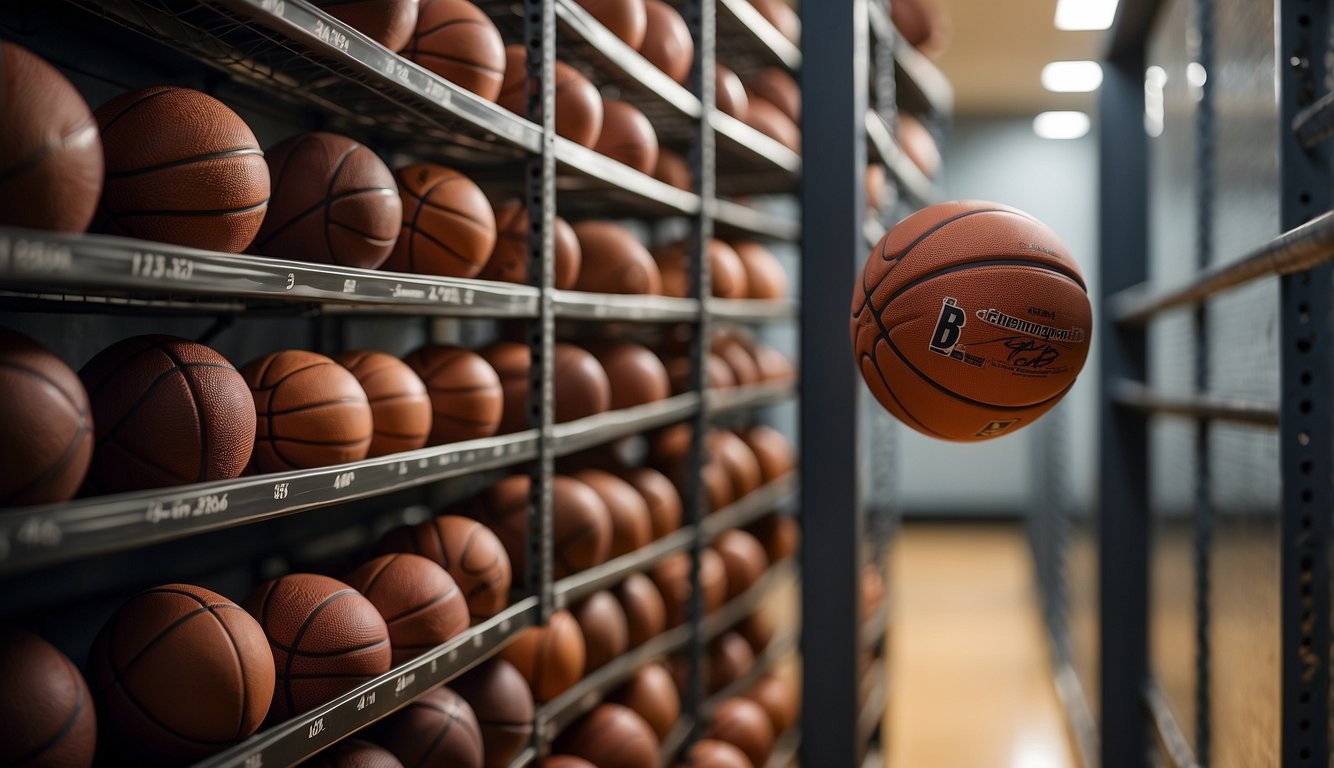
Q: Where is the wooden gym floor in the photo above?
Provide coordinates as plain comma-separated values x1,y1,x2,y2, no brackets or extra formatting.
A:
884,522,1075,768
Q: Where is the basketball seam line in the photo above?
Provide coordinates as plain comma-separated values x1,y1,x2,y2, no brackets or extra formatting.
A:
410,347,467,382
279,584,353,717
413,16,489,40
410,49,505,77
267,636,390,658
402,170,463,272
0,118,98,185
0,359,88,416
403,224,478,268
415,702,457,768
254,187,397,251
355,553,398,600
0,417,91,504
98,87,176,135
321,143,359,268
262,396,367,417
97,361,236,448
201,603,252,742
9,656,87,767
152,339,210,483
366,390,427,405
329,217,399,246
100,199,269,221
425,381,496,394
409,195,495,230
261,433,372,447
866,207,1009,300
874,258,1087,315
102,147,265,180
84,337,161,399
251,359,332,392
385,583,461,625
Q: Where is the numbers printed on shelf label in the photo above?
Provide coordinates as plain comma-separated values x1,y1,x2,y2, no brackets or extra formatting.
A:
391,61,412,84
146,493,229,524
285,273,295,290
313,20,350,52
424,79,450,104
273,483,289,500
260,0,285,15
394,672,415,695
342,278,357,294
307,718,324,739
12,239,73,274
16,517,61,548
130,251,194,281
356,691,377,710
333,471,355,490
243,754,263,768
426,285,461,303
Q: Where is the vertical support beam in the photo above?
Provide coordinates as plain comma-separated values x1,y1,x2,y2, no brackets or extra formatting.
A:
799,1,867,766
1098,47,1151,768
1278,0,1333,764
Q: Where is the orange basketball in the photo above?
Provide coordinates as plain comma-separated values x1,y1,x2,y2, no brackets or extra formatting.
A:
594,100,658,175
573,221,662,294
609,663,679,740
653,148,693,191
655,238,748,299
499,609,586,702
386,163,496,278
640,0,693,84
376,515,513,621
731,241,787,300
332,350,432,457
715,65,748,122
403,344,503,443
498,47,603,148
746,67,799,123
479,201,581,289
574,0,647,47
343,553,469,664
403,0,506,101
851,201,1091,441
242,350,373,472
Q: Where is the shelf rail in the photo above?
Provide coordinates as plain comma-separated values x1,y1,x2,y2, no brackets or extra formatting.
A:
1111,380,1280,427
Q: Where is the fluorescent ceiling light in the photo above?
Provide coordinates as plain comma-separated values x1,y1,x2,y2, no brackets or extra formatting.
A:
1041,61,1103,92
1033,111,1091,140
1054,0,1120,30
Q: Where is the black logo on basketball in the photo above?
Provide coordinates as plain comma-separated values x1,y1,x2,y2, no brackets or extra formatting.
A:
976,419,1018,438
929,297,967,357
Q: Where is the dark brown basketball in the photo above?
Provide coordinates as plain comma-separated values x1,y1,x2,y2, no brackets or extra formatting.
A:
450,659,534,768
374,686,484,768
385,163,496,277
745,97,800,153
585,340,671,409
311,0,418,51
752,343,795,383
618,466,681,538
476,474,612,578
80,335,254,493
853,202,1091,441
479,201,581,288
739,425,794,483
0,42,102,232
746,674,798,734
95,86,267,252
309,739,406,768
711,335,761,386
0,628,95,768
715,65,748,121
666,352,736,394
90,584,274,764
242,574,390,721
708,633,754,693
557,703,660,768
707,697,774,768
594,100,658,175
731,241,787,300
403,0,506,101
653,548,726,627
574,0,647,47
747,514,798,563
573,221,662,294
403,344,503,443
332,350,432,457
242,350,373,472
499,46,603,148
615,571,666,647
344,553,469,664
377,515,512,620
653,148,693,191
499,609,585,702
574,469,652,558
745,68,799,123
0,329,92,506
477,341,529,434
478,341,612,432
572,590,629,671
713,529,769,599
656,239,748,299
252,132,400,269
679,738,753,768
609,663,679,740
542,758,596,768
708,431,762,501
640,0,693,83
751,0,799,41
740,609,775,653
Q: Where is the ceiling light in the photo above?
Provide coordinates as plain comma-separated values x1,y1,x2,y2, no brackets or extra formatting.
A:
1041,61,1103,92
1033,111,1091,140
1054,0,1120,30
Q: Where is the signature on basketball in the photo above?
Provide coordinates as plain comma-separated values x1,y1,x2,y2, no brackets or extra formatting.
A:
1002,338,1060,368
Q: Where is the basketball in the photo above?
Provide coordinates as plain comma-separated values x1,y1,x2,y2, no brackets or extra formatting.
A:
344,553,469,664
678,739,752,768
746,68,799,123
667,352,736,394
80,335,254,493
477,473,612,578
640,0,693,84
499,609,586,701
0,329,92,505
89,584,274,763
739,425,795,483
713,529,769,599
751,0,799,42
715,65,749,121
0,628,96,768
618,466,682,537
479,341,612,431
403,0,506,101
745,98,800,153
242,350,373,472
609,663,679,740
654,548,726,626
479,201,581,288
542,758,596,768
700,548,728,612
385,163,496,277
708,632,754,693
402,344,504,443
615,571,667,647
866,163,888,211
499,46,603,148
707,697,774,768
242,574,390,720
752,343,795,383
656,238,748,299
731,241,787,300
594,100,659,175
574,468,652,558
252,132,400,269
900,114,942,177
585,340,672,409
574,0,647,47
307,739,406,768
573,221,663,294
556,703,661,768
332,350,432,457
712,335,761,385
572,589,629,670
310,0,418,51
374,686,484,768
450,659,534,768
377,515,512,621
748,514,798,563
95,86,268,252
746,674,798,734
740,609,775,652
708,430,763,500
654,148,693,191
0,41,102,232
851,201,1092,441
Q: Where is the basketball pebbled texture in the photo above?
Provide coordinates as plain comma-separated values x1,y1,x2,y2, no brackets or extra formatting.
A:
344,553,469,664
450,659,534,768
307,739,406,768
242,573,391,721
476,473,612,578
498,46,603,148
252,132,400,269
333,350,432,457
376,515,513,621
402,344,503,443
479,201,581,288
79,335,255,494
594,100,658,176
556,703,661,768
572,221,662,295
574,0,647,47
242,350,373,472
640,0,693,84
94,86,268,252
311,0,419,52
851,201,1092,441
89,584,275,765
0,328,93,506
609,663,678,741
499,609,586,702
385,163,496,278
374,686,484,768
0,628,96,768
0,41,103,233
402,0,506,102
